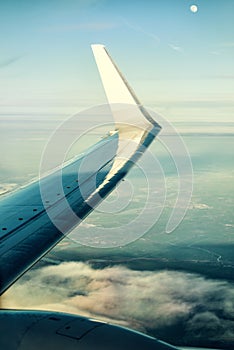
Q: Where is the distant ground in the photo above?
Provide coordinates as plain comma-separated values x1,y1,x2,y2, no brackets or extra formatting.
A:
2,126,234,349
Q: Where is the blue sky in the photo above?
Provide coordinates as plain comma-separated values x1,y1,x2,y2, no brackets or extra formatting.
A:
0,0,234,122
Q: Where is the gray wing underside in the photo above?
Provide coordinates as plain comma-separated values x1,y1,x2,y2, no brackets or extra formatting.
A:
0,45,161,295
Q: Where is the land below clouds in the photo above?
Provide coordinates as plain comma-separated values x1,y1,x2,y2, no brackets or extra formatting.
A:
44,242,234,283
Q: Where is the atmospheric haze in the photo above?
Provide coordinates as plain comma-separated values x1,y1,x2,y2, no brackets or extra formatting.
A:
1,0,234,349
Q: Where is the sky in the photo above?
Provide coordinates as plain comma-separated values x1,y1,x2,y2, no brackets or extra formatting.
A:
1,2,234,348
0,0,234,122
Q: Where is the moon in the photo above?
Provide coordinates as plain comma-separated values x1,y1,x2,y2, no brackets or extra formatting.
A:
190,4,198,13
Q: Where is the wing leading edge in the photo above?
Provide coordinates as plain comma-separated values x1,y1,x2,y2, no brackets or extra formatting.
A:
0,45,161,295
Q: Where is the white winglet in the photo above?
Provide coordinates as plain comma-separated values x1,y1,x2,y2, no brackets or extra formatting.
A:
91,44,160,132
90,44,161,194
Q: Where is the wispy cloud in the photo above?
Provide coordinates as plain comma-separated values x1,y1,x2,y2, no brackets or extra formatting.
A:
210,51,221,56
0,56,22,69
121,17,160,46
121,18,187,54
220,42,234,48
168,43,184,53
3,262,234,348
41,22,118,33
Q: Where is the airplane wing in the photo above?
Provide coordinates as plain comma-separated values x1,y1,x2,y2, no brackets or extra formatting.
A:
0,46,221,350
0,45,161,295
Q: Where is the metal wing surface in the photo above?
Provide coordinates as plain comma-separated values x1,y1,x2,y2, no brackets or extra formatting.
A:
0,45,161,295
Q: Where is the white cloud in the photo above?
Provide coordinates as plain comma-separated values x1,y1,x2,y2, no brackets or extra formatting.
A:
168,44,184,53
79,222,97,229
192,203,212,210
3,262,234,347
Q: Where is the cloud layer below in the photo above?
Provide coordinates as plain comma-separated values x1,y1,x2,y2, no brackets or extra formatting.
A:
3,262,234,347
